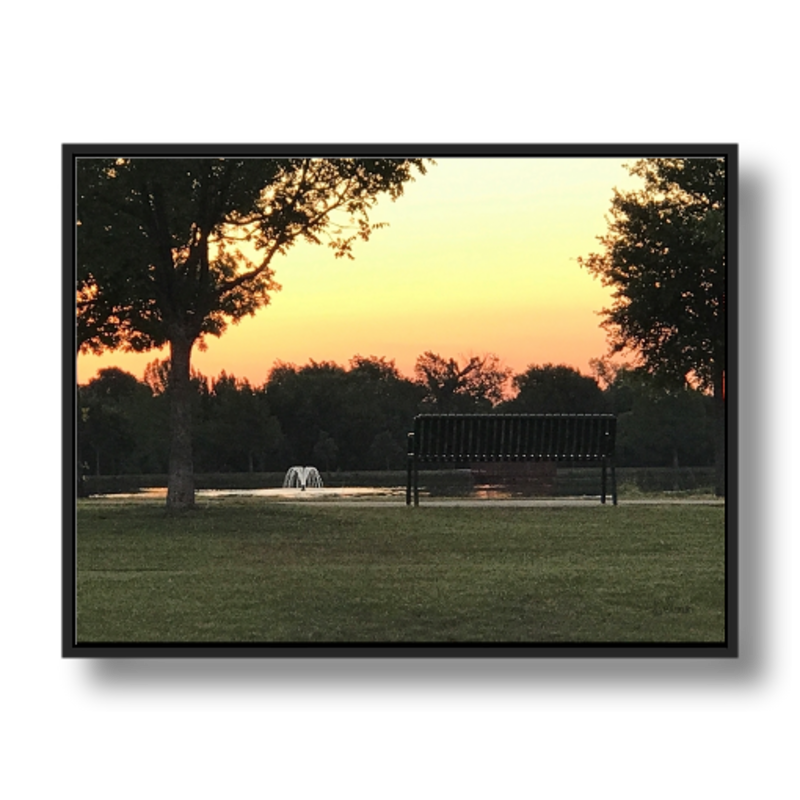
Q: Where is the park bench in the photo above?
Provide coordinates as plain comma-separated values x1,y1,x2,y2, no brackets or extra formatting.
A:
406,413,617,506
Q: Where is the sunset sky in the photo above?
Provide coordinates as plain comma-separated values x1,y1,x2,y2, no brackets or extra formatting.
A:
76,157,643,386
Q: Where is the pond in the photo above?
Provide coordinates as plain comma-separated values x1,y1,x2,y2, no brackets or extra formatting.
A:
91,487,405,500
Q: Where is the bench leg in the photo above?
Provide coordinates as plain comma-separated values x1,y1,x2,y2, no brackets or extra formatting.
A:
601,460,607,505
406,433,414,506
612,463,617,506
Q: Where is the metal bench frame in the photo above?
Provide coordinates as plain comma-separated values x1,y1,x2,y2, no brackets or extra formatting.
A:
406,413,617,506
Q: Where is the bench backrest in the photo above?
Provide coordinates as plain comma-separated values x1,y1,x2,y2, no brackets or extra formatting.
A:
412,414,616,463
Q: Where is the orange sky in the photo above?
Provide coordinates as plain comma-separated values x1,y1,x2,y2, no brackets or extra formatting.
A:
77,157,642,386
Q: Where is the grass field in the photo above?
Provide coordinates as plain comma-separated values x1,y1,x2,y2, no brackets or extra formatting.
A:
74,498,727,645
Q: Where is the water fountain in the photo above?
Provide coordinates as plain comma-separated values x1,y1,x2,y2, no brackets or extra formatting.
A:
282,466,324,491
100,465,406,500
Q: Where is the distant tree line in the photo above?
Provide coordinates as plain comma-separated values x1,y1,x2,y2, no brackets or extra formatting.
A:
77,352,716,478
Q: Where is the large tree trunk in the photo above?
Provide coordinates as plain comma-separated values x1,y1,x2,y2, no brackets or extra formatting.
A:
713,367,725,498
167,332,196,510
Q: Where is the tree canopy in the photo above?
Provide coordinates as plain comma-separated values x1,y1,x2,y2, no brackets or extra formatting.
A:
413,352,512,412
577,157,726,392
502,363,606,414
77,157,429,354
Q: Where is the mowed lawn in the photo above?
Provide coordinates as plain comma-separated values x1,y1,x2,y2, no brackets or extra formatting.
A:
74,499,727,644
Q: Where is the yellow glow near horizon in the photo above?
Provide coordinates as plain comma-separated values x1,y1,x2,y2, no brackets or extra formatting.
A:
76,157,642,386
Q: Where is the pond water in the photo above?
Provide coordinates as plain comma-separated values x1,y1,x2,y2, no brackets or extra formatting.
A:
200,487,403,499
92,487,405,500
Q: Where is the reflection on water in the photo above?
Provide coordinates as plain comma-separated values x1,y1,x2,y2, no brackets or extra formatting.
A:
90,487,405,500
86,487,551,502
200,487,402,499
471,488,515,500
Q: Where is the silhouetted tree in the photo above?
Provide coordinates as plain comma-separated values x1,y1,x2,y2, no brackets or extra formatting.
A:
578,157,727,494
193,372,283,473
606,369,714,470
78,368,156,475
502,364,606,414
367,430,406,470
264,356,423,471
346,355,425,464
414,352,511,412
313,430,339,473
264,361,350,466
77,156,430,508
